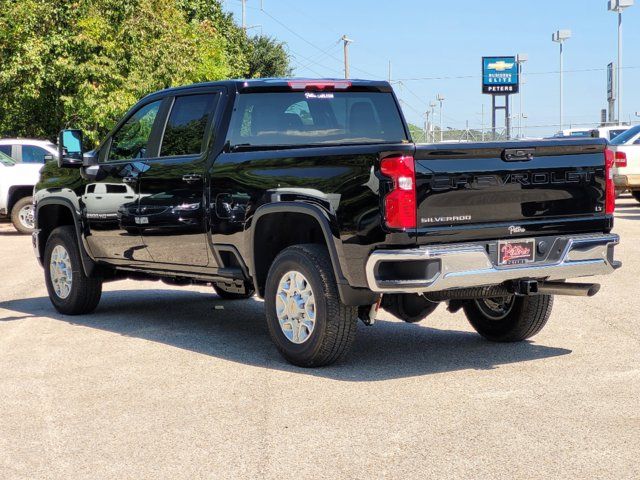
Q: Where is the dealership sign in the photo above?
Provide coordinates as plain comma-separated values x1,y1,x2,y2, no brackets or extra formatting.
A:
482,56,519,94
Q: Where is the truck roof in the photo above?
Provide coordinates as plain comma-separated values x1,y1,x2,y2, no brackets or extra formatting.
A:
144,78,393,99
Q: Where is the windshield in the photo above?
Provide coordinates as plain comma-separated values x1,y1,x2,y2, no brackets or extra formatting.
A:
0,151,16,166
610,125,640,145
226,91,408,148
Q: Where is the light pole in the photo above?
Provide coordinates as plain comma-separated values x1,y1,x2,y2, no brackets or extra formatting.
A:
609,0,634,125
437,94,445,142
516,53,528,138
552,30,571,131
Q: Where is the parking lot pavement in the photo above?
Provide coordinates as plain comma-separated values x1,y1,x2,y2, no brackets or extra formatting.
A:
1,200,639,480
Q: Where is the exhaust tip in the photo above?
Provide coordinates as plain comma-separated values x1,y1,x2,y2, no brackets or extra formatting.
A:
586,284,601,297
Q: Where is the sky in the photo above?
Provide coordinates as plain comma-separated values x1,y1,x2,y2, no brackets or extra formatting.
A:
222,0,640,137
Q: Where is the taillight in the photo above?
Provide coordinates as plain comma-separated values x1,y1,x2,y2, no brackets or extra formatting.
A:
604,148,616,214
614,151,627,167
380,155,416,229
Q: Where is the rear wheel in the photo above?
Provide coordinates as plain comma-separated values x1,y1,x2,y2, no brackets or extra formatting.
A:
44,226,102,315
264,244,358,367
11,196,35,234
463,294,553,342
632,191,640,203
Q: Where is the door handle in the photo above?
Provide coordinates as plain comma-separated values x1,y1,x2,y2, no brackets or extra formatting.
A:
123,176,138,184
182,174,202,184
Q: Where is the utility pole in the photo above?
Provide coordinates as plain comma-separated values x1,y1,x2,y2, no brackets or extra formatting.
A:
388,60,392,83
424,109,431,144
552,30,571,131
436,94,445,142
423,114,429,144
480,103,485,141
341,35,353,79
429,101,437,143
241,0,246,30
609,0,634,125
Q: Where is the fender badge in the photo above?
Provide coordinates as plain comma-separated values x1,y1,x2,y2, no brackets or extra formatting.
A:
508,225,526,235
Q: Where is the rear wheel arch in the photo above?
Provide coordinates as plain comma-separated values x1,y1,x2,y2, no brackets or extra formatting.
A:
249,203,346,298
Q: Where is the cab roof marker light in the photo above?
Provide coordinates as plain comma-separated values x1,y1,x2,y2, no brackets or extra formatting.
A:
287,81,352,91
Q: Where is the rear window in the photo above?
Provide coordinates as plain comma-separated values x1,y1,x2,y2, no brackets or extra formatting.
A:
226,91,408,148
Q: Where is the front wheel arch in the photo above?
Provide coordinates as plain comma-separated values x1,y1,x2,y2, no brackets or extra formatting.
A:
36,200,99,277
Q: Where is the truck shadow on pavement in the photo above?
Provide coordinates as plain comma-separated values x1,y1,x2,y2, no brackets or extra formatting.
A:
0,289,571,381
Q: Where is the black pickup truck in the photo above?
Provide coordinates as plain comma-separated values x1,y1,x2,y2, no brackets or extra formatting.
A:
33,79,620,366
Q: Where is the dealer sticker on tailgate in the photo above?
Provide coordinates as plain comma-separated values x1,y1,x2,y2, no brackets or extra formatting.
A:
498,239,535,265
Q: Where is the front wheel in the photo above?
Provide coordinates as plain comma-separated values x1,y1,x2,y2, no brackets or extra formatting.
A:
264,244,358,367
44,226,102,315
11,196,35,234
463,294,553,342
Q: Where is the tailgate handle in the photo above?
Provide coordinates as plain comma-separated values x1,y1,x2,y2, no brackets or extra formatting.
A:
502,148,535,162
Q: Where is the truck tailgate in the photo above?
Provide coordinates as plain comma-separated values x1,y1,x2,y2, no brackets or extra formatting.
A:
413,139,611,243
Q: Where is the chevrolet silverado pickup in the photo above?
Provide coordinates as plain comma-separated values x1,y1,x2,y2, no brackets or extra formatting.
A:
33,79,620,367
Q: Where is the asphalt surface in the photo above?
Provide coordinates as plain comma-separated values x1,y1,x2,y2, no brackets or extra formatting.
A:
1,198,639,480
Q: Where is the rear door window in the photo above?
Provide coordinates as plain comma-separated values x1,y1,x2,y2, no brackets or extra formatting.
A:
0,145,11,157
226,91,407,148
160,93,218,157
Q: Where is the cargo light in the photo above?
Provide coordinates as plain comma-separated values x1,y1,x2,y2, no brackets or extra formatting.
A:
287,80,352,91
380,155,416,229
604,148,616,214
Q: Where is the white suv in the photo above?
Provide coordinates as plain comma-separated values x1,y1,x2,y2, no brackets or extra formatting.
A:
0,138,58,164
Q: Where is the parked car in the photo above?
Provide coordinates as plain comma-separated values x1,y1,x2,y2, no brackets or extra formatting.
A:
552,126,631,141
0,150,42,233
0,138,58,164
33,79,620,366
609,124,640,202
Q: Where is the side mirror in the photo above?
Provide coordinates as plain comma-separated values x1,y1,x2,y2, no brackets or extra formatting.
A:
57,129,84,168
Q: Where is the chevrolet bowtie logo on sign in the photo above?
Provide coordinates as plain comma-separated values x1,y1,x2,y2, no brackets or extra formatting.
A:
482,56,519,94
487,60,515,71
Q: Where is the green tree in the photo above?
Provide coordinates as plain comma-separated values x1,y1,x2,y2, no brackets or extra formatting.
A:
0,0,291,145
246,35,292,78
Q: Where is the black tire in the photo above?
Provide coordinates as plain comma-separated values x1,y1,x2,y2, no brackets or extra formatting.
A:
264,244,358,367
44,226,102,315
11,196,35,234
212,282,255,300
632,191,640,203
463,294,553,342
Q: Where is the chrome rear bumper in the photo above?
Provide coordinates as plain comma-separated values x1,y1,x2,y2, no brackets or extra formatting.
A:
365,234,620,293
